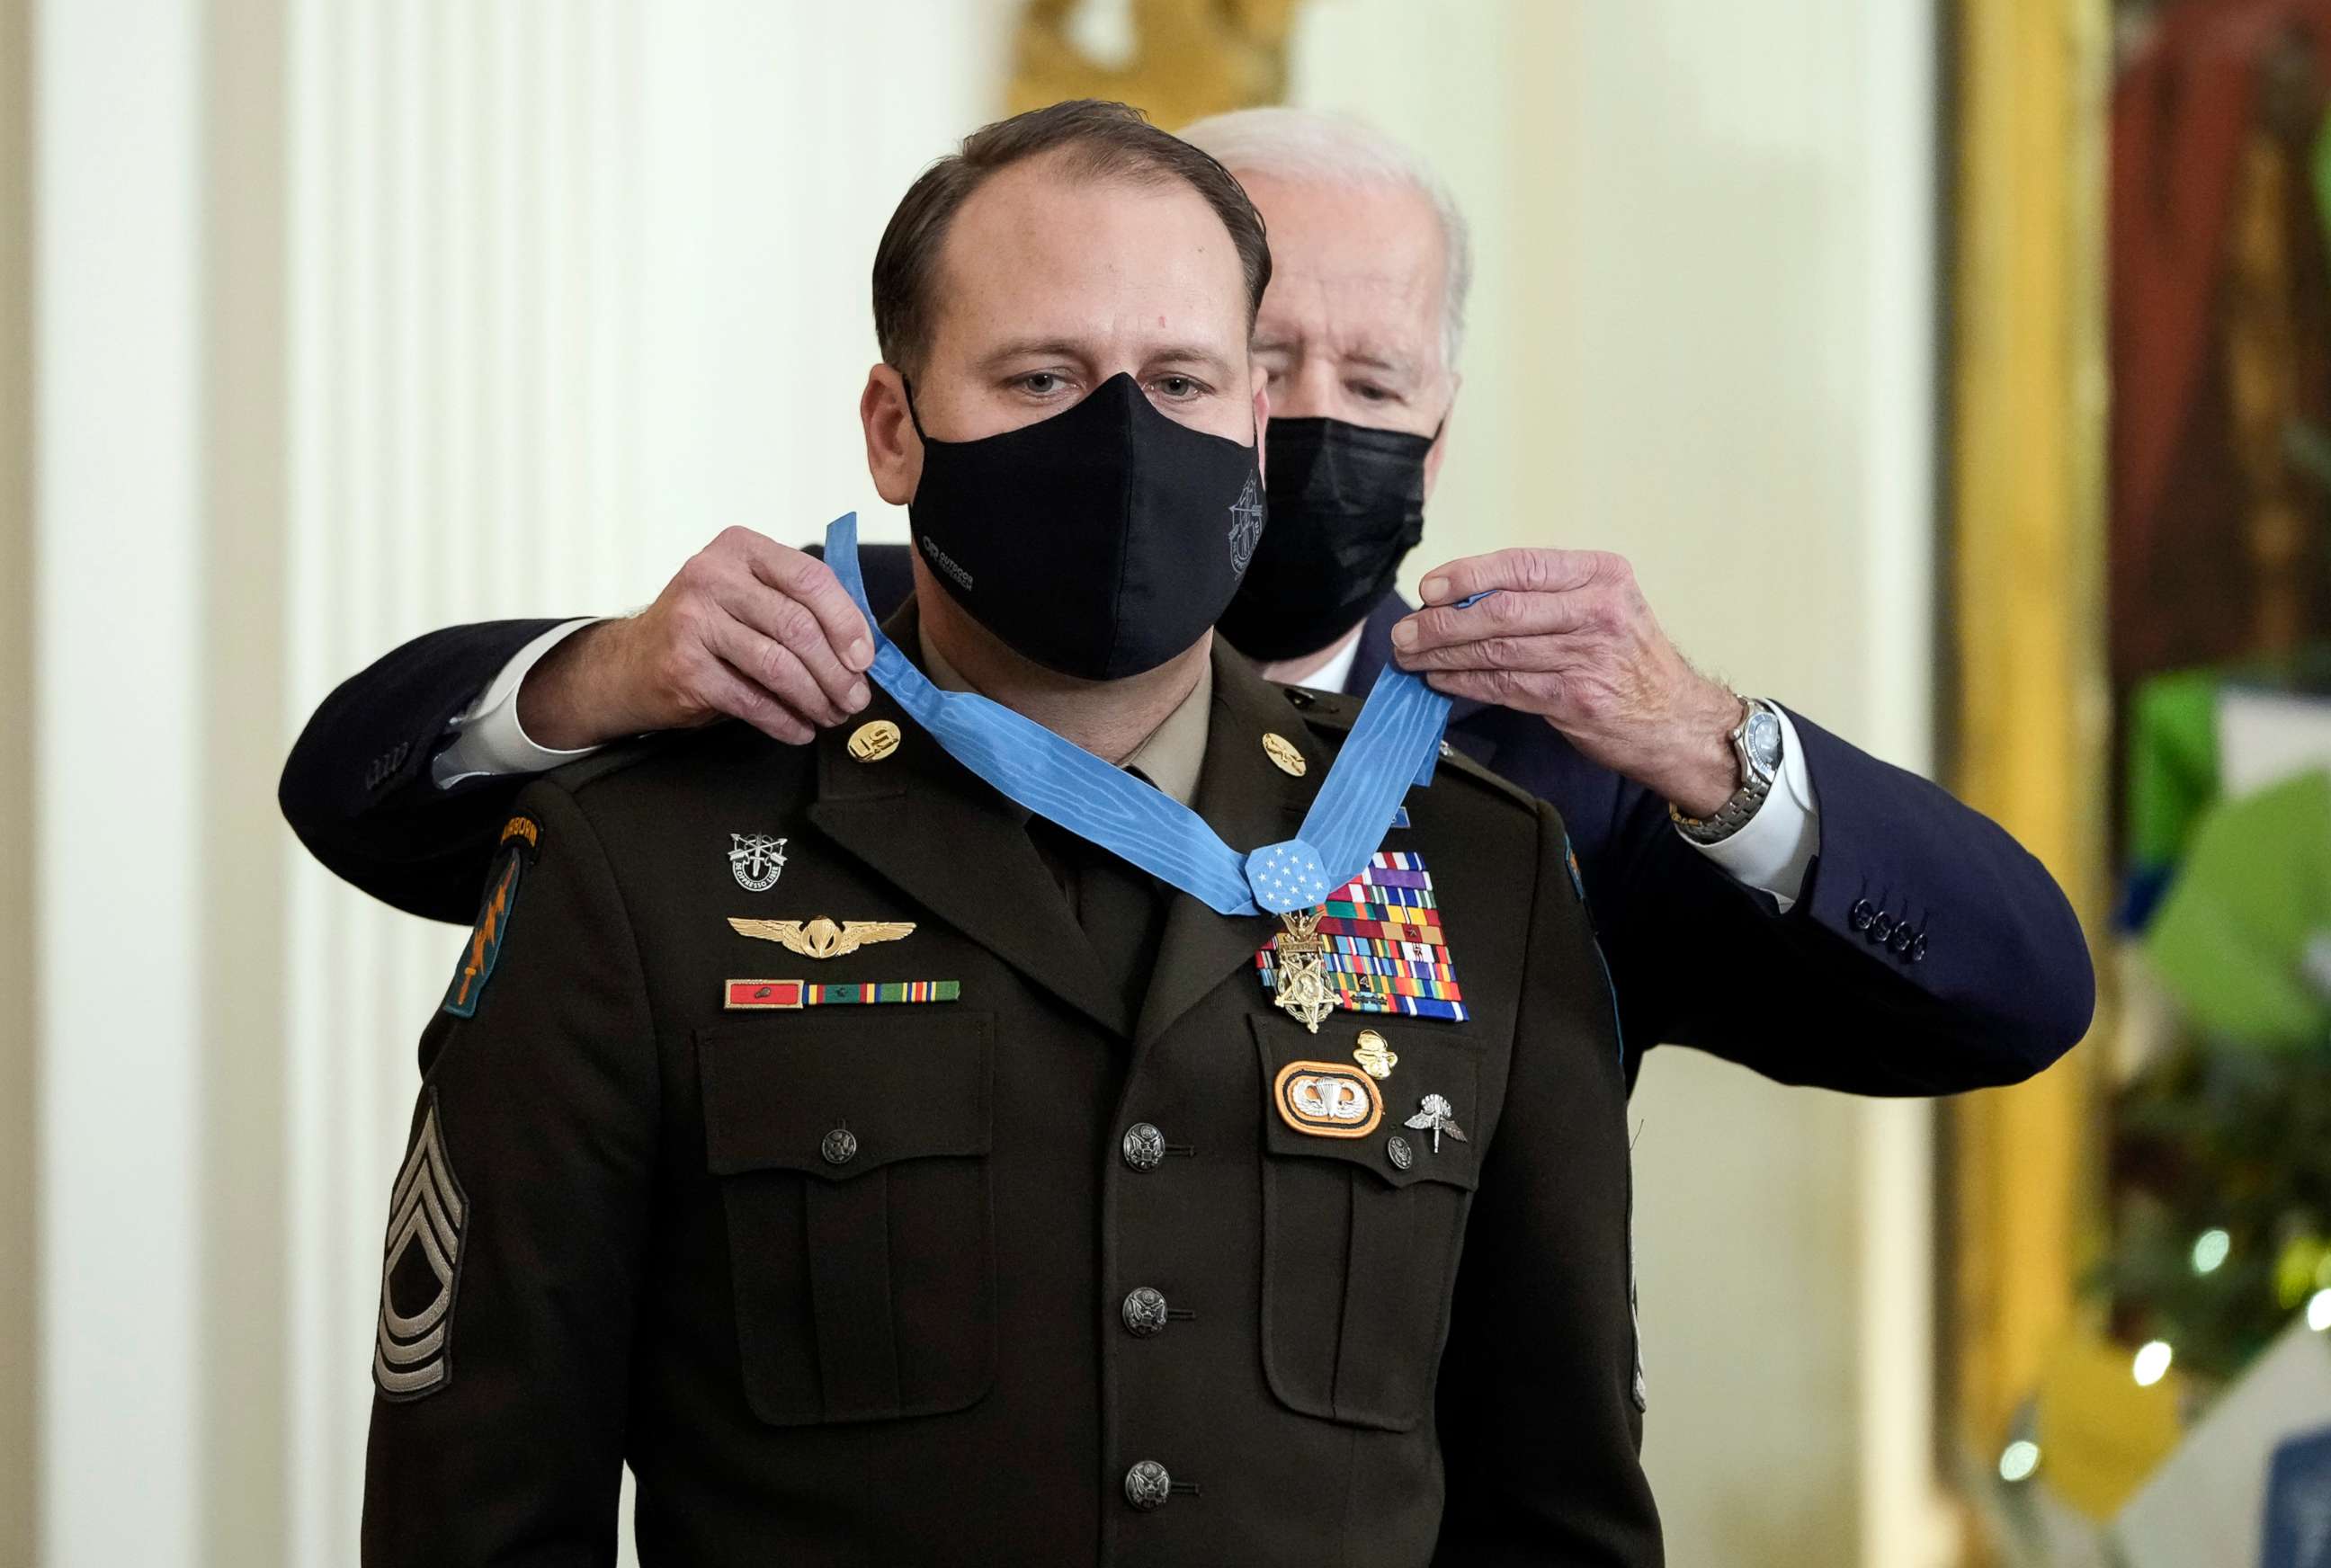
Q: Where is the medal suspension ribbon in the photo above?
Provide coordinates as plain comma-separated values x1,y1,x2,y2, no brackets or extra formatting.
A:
823,512,1467,919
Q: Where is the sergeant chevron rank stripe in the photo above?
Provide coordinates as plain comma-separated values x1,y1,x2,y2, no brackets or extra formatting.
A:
374,1098,467,1400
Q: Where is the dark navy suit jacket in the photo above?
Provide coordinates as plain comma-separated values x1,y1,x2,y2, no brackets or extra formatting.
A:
281,545,2094,1095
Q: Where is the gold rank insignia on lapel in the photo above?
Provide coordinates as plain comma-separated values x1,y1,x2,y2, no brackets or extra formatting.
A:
846,719,901,762
1255,851,1469,1027
728,916,915,960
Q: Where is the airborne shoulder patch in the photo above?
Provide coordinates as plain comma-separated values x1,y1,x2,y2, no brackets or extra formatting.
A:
374,1093,467,1400
441,816,538,1019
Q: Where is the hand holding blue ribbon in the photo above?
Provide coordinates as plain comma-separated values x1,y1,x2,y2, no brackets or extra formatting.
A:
824,513,1459,917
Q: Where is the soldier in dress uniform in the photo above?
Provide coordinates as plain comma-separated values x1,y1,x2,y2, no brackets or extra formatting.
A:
360,99,1659,1566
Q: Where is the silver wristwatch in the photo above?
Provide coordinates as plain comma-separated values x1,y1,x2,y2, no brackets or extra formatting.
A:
1669,697,1783,845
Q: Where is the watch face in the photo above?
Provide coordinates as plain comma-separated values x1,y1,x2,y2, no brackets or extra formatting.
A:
1746,709,1783,774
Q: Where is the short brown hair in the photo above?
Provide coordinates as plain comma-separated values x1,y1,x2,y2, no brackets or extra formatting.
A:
871,99,1272,373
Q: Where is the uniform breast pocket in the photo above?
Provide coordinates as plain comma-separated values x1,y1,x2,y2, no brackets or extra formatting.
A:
698,1011,995,1426
1250,1016,1484,1433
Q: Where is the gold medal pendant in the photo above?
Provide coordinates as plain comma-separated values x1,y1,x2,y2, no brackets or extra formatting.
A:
1272,907,1336,1033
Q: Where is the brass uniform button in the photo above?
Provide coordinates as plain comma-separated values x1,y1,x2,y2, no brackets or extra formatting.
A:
820,1127,859,1166
847,720,901,763
1261,732,1307,777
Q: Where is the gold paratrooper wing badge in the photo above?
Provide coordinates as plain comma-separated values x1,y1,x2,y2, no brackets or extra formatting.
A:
728,916,917,960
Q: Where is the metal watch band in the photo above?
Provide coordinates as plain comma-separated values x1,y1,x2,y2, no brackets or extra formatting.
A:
1668,697,1779,846
1669,770,1773,844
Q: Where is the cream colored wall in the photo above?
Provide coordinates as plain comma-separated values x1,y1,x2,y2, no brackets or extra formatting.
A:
202,3,289,1561
37,0,210,1557
1290,2,1951,1564
0,0,35,1562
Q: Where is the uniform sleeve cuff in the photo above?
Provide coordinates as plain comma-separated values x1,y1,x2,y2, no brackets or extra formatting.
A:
432,619,607,788
1678,705,1821,912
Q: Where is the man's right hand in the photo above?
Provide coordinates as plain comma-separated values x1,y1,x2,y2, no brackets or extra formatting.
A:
517,527,876,749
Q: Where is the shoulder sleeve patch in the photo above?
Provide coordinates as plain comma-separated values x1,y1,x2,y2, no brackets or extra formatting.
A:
374,1090,468,1401
442,842,524,1019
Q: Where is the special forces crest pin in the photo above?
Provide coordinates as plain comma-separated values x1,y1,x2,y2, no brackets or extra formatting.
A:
1227,471,1264,575
728,833,788,893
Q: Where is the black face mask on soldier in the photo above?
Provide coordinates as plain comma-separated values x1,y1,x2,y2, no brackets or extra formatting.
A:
1213,415,1436,664
904,372,1264,682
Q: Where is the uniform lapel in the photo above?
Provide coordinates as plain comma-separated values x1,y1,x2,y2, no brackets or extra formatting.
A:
1130,644,1331,1050
807,606,1133,1039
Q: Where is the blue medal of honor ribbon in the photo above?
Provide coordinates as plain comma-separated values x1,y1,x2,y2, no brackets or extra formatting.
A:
825,512,1462,917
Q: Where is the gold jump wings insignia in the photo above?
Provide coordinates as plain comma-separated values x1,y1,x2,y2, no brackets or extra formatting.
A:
727,916,917,961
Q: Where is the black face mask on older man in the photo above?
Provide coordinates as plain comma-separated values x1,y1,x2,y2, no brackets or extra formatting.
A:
1215,415,1435,664
905,372,1264,682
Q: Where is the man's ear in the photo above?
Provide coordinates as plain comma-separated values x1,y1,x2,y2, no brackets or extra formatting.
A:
1422,374,1460,500
1251,363,1272,485
862,364,922,506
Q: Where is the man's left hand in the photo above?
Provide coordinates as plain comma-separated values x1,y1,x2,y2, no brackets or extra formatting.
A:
1391,548,1744,817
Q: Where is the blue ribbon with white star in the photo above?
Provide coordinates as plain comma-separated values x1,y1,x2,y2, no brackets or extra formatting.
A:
824,512,1457,916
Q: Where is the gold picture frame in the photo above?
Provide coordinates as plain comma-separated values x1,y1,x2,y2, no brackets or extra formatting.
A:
1944,0,2112,1535
1008,0,1301,129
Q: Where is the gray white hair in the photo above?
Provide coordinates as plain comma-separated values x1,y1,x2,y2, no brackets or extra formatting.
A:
1179,106,1473,370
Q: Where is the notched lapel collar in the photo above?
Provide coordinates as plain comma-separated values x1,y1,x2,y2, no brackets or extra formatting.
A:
805,603,1133,1038
1130,642,1335,1049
